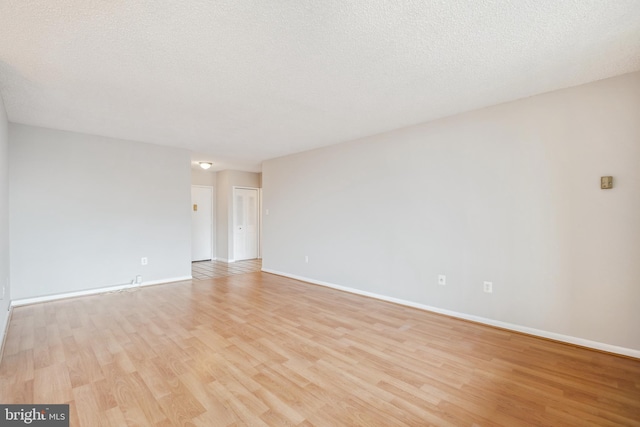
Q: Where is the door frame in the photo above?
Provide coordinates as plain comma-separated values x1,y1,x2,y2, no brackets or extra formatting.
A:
259,188,263,259
232,186,260,262
191,185,214,262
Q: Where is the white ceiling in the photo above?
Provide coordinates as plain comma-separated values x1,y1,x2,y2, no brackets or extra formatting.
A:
1,1,639,172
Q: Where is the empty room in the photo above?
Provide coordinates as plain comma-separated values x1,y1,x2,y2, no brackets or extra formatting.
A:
1,1,639,426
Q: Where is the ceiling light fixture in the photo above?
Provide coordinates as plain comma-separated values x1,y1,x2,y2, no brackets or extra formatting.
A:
199,162,213,170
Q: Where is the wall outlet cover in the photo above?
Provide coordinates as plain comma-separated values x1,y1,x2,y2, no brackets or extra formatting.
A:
483,281,493,293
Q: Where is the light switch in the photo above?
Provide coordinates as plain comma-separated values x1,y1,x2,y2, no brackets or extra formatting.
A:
193,204,198,211
601,176,613,189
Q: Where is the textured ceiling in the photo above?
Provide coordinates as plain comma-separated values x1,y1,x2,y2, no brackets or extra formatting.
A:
1,1,639,172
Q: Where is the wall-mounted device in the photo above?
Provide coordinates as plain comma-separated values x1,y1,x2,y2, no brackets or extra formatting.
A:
601,176,613,189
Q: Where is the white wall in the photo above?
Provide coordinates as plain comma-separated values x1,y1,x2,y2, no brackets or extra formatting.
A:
216,170,261,261
263,71,640,353
191,169,217,259
9,124,192,300
191,169,217,187
0,91,10,343
216,171,230,261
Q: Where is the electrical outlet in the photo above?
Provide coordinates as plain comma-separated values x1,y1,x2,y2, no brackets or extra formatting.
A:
141,257,148,266
483,281,493,293
305,255,309,263
438,275,446,286
136,275,143,284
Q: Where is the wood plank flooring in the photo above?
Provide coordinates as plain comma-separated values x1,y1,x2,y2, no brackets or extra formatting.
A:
1,272,639,426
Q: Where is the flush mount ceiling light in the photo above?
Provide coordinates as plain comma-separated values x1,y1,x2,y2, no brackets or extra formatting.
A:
199,162,213,170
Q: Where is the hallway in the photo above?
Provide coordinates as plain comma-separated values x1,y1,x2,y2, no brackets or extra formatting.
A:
191,259,262,280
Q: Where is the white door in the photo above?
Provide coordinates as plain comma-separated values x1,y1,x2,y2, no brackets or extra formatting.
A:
191,186,213,261
233,187,259,261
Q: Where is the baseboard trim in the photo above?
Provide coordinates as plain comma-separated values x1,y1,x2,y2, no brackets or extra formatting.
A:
262,268,640,359
0,305,12,364
10,275,193,307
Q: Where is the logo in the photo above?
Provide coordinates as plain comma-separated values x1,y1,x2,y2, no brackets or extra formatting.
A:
0,405,69,426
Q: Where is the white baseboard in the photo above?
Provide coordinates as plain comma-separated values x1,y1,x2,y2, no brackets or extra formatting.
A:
10,275,193,307
216,258,235,263
0,305,12,363
142,276,192,287
262,268,640,359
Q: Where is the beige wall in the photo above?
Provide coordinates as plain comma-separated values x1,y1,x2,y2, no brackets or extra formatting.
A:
0,91,9,342
262,71,640,354
191,169,217,187
216,170,261,261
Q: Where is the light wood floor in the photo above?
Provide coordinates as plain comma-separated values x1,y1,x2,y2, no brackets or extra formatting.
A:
1,272,639,426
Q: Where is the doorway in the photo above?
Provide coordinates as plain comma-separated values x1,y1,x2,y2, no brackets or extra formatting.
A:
191,185,213,261
233,187,259,261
